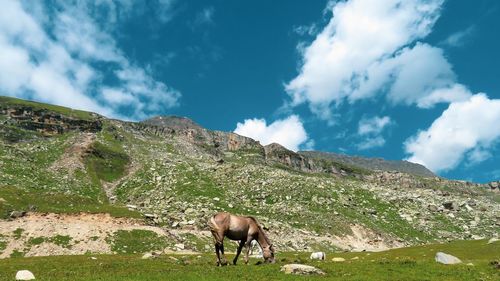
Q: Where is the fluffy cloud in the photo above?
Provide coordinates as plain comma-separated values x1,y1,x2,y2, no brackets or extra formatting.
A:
284,0,470,120
356,116,392,150
440,26,475,48
357,136,386,150
358,116,391,135
405,94,500,172
0,0,180,120
234,115,310,152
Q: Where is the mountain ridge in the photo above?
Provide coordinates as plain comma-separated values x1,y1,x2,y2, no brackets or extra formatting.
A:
1,95,499,257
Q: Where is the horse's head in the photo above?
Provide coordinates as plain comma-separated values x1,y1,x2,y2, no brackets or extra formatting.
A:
262,244,275,263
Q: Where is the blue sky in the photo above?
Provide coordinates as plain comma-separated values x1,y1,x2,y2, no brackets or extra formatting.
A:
1,0,499,183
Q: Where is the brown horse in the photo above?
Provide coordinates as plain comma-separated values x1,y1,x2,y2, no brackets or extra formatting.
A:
208,212,275,266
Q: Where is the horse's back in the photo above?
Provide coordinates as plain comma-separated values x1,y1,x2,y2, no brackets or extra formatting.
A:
208,212,230,231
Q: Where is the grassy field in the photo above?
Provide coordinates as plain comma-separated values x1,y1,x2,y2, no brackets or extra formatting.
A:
0,240,498,281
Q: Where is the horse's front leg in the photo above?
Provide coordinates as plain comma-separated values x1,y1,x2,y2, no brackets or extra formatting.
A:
233,240,245,265
244,238,253,265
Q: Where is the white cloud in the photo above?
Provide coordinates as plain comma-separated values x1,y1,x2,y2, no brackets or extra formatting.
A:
416,84,472,109
194,7,215,25
293,23,318,36
405,94,500,172
234,115,310,152
358,116,391,135
0,0,180,120
440,26,475,48
357,136,386,150
285,0,461,120
356,116,392,150
467,147,492,165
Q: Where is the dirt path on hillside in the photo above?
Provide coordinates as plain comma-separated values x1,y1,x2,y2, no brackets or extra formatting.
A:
50,133,95,174
0,213,168,258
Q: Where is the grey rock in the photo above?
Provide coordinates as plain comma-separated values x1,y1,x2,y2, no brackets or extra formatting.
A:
435,252,462,264
487,237,499,244
10,210,26,219
141,252,160,259
442,202,459,211
281,264,325,275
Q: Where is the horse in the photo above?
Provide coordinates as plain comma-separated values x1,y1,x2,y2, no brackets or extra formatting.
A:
208,212,275,266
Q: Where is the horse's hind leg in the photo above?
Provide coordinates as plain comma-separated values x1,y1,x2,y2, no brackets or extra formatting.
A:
214,243,222,266
233,240,245,265
219,240,228,266
211,230,223,266
212,230,227,266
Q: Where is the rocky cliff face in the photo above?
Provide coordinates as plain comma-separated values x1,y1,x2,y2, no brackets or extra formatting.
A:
0,105,102,135
300,151,435,178
138,116,264,154
264,143,317,172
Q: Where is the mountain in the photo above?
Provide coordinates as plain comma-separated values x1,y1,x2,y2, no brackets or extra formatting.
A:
0,96,499,257
299,151,435,178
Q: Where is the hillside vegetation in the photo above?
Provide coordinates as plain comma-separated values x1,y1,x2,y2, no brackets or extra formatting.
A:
0,240,498,280
0,96,499,255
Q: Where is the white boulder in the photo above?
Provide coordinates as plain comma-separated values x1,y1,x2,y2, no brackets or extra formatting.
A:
487,237,499,244
435,252,462,265
281,264,325,275
16,270,35,280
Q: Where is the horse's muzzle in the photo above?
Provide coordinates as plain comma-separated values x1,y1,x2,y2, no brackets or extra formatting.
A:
265,258,276,264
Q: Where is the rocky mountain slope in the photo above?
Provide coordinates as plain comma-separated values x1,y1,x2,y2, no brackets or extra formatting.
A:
0,96,499,257
299,151,435,178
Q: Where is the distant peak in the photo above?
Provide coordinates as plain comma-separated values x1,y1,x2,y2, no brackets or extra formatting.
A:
141,115,202,130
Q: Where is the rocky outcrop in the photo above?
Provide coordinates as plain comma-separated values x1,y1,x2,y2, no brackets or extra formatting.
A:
137,116,263,154
300,151,435,178
1,106,102,135
264,143,317,172
486,181,499,192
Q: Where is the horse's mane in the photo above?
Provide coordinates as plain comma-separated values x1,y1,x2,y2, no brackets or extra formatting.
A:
246,216,272,246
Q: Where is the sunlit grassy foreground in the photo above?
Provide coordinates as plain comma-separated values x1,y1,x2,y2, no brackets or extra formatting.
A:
0,240,498,281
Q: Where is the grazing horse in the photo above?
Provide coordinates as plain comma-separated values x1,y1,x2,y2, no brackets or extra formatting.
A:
208,212,275,266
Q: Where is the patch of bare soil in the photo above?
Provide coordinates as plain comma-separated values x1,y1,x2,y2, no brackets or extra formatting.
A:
0,213,402,259
0,213,167,258
50,133,95,174
332,224,403,252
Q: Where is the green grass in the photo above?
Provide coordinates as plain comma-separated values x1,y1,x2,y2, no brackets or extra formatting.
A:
26,235,73,249
50,235,73,249
0,96,95,120
12,228,24,240
0,186,141,219
0,235,6,254
0,240,498,280
0,125,42,142
9,250,24,258
106,230,170,254
84,141,130,183
27,237,45,246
